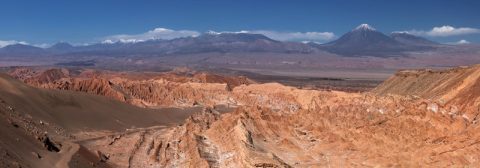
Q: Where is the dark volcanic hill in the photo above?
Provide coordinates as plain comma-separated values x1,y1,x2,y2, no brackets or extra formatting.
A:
47,42,75,53
0,44,46,56
390,32,439,46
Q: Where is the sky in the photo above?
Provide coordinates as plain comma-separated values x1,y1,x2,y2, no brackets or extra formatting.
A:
0,0,479,47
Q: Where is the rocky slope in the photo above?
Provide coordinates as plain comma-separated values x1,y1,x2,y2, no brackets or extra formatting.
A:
80,65,480,167
8,67,254,108
81,81,480,167
373,65,480,122
6,64,480,167
0,73,206,168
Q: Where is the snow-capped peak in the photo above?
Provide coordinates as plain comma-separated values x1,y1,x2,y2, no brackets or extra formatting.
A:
354,24,376,31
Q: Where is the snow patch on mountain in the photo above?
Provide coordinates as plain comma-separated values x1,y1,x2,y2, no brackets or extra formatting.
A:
354,24,376,31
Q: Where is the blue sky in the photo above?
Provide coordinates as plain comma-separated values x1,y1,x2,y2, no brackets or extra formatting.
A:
0,0,479,47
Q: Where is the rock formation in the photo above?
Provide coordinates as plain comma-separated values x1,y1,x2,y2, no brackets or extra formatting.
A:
6,65,480,167
8,67,254,108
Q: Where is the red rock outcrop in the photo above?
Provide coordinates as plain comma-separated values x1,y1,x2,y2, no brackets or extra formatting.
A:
9,65,480,167
78,65,480,167
8,68,253,108
373,64,480,125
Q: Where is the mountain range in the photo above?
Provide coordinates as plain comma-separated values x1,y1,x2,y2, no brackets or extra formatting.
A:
0,24,443,58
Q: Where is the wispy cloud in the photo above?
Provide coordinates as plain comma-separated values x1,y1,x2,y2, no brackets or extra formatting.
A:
403,25,480,37
0,40,28,48
103,28,200,43
103,27,336,43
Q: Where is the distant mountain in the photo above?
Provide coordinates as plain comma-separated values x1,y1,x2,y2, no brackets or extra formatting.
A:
320,24,409,57
319,24,439,57
157,33,315,54
62,32,317,55
0,44,46,55
129,33,282,54
47,42,75,52
390,32,438,46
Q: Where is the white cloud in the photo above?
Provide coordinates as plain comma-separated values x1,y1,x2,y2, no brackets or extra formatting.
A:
243,30,335,42
103,27,200,43
0,40,28,48
405,25,480,37
427,26,479,36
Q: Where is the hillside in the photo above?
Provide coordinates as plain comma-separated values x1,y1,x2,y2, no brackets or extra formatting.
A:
0,73,204,167
373,65,480,117
8,67,254,108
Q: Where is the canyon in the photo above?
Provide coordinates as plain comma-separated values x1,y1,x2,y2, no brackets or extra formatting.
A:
1,64,480,167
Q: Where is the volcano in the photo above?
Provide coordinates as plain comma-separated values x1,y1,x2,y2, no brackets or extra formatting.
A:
321,24,438,57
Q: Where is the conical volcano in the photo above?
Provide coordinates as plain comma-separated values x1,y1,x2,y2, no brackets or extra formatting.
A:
321,24,425,57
